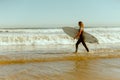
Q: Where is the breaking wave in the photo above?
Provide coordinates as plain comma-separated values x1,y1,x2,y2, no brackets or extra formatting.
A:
0,27,120,45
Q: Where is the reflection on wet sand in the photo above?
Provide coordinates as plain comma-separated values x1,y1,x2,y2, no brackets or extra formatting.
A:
0,58,120,80
0,44,120,80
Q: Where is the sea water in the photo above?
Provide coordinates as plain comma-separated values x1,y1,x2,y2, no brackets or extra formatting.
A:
0,27,120,80
0,27,120,45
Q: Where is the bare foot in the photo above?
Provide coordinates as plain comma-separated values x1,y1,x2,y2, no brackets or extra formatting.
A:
73,51,78,54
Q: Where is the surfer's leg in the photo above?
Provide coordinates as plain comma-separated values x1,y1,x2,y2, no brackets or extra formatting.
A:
75,39,81,53
82,41,89,52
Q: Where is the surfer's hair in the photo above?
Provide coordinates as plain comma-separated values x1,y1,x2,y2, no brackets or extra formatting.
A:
78,21,84,27
78,21,82,24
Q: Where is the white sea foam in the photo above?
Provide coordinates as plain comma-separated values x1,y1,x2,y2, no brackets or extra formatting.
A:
0,27,120,45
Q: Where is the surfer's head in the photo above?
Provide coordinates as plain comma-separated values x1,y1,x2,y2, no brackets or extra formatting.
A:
78,21,84,28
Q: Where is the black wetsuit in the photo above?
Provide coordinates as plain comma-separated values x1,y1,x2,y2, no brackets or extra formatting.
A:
75,29,89,52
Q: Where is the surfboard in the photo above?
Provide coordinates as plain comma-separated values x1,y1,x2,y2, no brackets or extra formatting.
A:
62,27,98,43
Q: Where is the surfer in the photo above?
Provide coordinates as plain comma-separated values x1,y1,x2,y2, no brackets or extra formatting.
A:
74,21,89,53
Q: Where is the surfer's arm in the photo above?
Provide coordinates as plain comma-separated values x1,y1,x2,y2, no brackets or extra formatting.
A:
74,29,83,39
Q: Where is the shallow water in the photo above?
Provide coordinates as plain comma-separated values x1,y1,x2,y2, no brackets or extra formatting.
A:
0,58,120,80
0,44,120,80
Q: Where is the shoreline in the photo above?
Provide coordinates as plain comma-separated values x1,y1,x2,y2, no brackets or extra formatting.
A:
0,45,120,80
0,44,119,64
0,50,120,65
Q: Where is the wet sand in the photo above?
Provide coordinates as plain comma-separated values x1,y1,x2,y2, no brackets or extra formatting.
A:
0,58,120,80
0,44,120,80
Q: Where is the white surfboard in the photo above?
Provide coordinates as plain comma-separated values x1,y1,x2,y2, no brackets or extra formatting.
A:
62,27,98,43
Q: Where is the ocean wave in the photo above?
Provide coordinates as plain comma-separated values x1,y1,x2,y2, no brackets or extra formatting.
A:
0,27,120,45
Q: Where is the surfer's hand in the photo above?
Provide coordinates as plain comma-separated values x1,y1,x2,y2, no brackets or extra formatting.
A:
74,37,76,39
